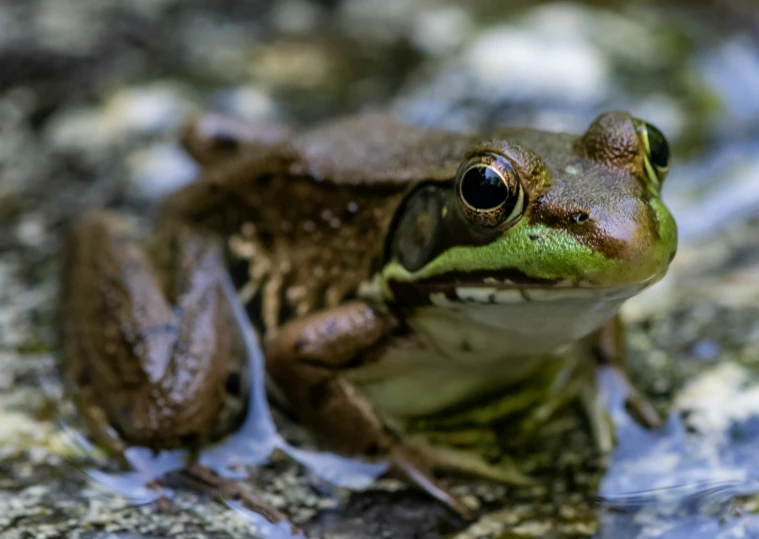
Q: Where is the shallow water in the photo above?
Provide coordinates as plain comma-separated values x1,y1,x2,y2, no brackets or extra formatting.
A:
598,411,759,536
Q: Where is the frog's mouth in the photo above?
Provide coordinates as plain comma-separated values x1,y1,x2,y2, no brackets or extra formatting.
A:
387,268,664,307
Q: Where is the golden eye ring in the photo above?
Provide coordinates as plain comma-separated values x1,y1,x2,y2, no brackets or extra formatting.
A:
456,152,525,229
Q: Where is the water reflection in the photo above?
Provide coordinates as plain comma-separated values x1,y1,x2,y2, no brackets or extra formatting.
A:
225,499,307,539
596,376,759,537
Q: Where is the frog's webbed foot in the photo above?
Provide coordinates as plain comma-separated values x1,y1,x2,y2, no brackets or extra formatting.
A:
585,316,662,455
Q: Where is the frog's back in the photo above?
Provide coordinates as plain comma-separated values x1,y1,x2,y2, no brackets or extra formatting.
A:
291,113,476,184
164,114,472,329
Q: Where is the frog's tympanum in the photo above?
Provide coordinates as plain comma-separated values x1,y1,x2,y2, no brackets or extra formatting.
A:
61,111,677,516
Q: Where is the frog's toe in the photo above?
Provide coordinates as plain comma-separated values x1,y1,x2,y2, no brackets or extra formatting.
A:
391,446,477,521
582,387,615,457
585,365,662,455
622,386,662,429
409,439,532,485
598,364,661,428
390,439,534,519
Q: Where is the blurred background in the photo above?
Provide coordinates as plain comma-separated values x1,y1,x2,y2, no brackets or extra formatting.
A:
1,0,758,538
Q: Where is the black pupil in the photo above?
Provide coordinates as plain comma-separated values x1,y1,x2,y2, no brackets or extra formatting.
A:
645,122,670,169
461,165,509,210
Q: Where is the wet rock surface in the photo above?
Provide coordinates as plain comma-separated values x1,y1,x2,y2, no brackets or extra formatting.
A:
1,1,759,537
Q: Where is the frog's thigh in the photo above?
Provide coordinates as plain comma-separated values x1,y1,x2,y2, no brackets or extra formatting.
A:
587,315,662,452
265,302,394,456
61,213,132,456
62,212,243,452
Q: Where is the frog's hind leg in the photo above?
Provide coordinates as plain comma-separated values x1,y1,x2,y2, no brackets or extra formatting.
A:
585,316,662,455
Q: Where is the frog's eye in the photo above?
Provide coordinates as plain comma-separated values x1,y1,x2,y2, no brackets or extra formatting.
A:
635,120,670,184
456,153,525,229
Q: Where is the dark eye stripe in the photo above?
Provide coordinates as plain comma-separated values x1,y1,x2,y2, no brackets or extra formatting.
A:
644,122,670,170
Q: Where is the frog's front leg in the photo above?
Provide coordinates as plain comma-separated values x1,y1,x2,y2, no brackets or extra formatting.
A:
265,304,475,519
585,315,662,454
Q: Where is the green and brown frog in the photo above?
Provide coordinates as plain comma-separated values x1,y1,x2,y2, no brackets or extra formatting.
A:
60,110,677,517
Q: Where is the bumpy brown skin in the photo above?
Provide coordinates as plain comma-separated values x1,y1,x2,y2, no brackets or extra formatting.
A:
61,213,248,451
62,111,666,518
167,113,479,329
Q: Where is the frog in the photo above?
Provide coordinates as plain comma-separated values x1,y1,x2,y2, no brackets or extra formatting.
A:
60,110,677,518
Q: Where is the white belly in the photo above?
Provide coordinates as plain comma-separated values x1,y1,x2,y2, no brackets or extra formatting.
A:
347,288,629,418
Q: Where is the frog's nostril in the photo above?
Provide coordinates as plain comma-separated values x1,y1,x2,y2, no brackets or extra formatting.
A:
571,212,590,224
